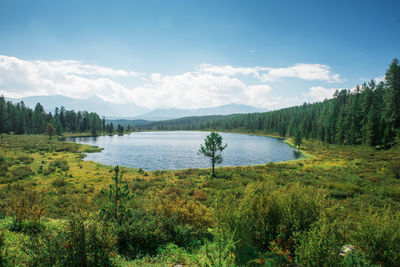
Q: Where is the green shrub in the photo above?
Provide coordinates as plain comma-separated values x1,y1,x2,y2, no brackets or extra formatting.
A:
196,228,237,267
152,243,195,265
84,146,103,153
388,160,400,179
10,166,33,180
17,155,34,164
0,155,9,177
43,166,56,176
215,182,328,265
342,250,375,267
352,209,400,265
295,217,344,266
109,208,208,259
330,189,353,199
23,216,115,266
50,159,69,171
0,232,9,267
52,177,67,187
7,190,46,234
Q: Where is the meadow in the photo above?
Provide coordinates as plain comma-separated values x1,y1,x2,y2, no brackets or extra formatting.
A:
0,134,399,266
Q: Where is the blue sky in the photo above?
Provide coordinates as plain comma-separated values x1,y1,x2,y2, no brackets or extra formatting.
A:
0,0,399,110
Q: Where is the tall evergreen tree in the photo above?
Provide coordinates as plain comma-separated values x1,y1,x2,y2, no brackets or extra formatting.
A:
0,96,7,133
198,132,227,177
383,58,400,145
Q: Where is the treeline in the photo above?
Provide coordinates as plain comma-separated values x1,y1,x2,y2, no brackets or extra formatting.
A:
0,97,126,135
149,58,400,147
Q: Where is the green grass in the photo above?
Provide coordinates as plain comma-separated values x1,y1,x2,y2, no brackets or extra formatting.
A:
0,133,399,266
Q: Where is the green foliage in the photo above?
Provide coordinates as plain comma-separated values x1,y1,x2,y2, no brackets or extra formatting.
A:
0,232,9,267
215,182,328,264
46,122,55,139
0,155,9,178
294,129,302,149
352,208,400,265
295,217,344,266
117,124,124,135
7,191,46,235
388,159,400,178
50,159,69,171
199,132,227,177
43,166,57,176
199,228,237,267
84,146,103,153
1,129,400,265
0,96,107,135
52,177,67,187
152,243,195,265
17,155,33,164
10,166,33,180
23,215,115,266
112,208,203,259
342,250,375,267
100,166,133,224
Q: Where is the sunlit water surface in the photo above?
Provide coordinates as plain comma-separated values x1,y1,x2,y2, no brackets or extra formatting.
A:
67,131,301,170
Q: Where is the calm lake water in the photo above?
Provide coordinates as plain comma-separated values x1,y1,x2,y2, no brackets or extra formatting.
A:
67,131,301,171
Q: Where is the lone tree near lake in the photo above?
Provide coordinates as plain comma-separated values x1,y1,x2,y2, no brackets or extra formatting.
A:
294,130,303,149
199,132,227,177
46,123,55,139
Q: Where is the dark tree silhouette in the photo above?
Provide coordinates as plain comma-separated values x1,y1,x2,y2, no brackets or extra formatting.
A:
46,123,55,139
199,132,227,177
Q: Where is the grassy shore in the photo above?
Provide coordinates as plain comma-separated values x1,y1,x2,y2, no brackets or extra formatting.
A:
0,134,399,266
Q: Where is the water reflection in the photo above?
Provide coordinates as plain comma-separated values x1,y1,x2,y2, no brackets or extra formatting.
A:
67,131,302,171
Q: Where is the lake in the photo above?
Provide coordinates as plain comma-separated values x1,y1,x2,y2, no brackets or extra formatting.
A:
66,131,301,171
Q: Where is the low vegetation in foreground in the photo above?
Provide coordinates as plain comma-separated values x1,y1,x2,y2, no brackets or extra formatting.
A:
0,134,400,266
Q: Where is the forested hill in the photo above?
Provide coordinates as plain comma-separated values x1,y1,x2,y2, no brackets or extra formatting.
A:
147,58,400,148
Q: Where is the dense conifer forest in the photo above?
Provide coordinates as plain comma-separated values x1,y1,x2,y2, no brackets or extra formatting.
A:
149,58,400,148
0,97,125,136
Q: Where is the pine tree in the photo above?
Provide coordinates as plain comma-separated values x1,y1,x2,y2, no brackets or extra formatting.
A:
0,96,7,133
294,129,303,149
100,165,133,224
33,103,45,134
198,132,227,177
383,58,400,145
51,117,63,136
46,123,55,139
117,124,124,134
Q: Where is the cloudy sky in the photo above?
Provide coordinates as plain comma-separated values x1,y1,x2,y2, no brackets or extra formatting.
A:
0,0,399,110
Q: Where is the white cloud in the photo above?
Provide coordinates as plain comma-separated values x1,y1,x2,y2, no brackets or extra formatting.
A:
130,72,259,109
374,76,384,83
197,64,262,77
360,75,385,85
245,84,273,107
303,86,337,102
261,63,342,83
0,55,344,110
0,55,143,103
198,63,342,83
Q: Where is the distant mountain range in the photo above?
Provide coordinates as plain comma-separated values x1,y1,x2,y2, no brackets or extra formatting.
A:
6,95,267,120
6,95,149,118
133,104,266,121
